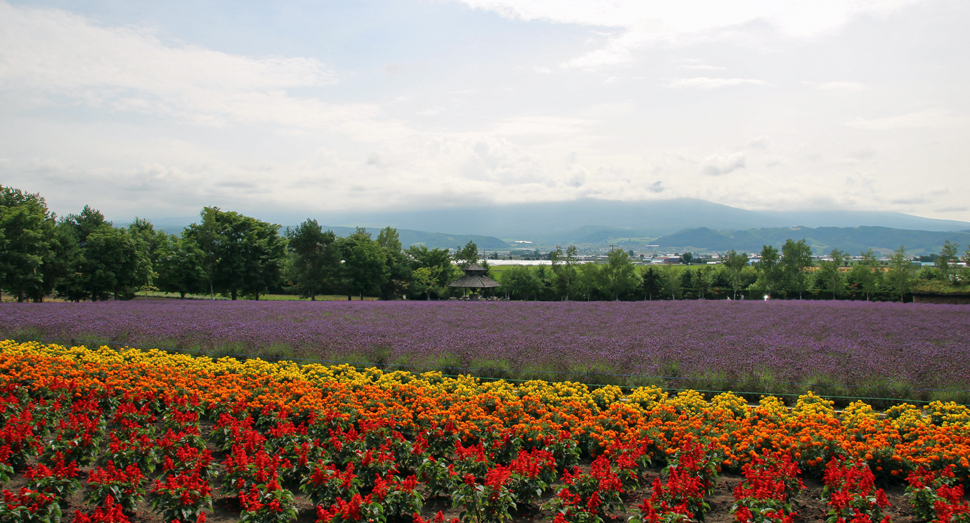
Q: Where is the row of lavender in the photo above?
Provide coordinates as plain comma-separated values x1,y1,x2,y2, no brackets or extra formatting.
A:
2,300,968,403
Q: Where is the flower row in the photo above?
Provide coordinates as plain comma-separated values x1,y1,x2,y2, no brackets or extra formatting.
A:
2,341,970,522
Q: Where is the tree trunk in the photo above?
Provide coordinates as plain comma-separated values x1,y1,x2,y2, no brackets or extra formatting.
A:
231,289,237,300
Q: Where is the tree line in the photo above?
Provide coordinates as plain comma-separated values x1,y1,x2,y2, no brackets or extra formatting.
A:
3,185,968,302
498,240,970,302
0,185,483,302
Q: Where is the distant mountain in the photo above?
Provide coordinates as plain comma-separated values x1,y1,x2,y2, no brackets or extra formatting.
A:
319,226,509,250
654,226,970,255
149,198,970,252
310,198,970,241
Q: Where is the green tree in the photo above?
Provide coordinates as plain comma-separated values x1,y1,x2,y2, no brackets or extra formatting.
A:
660,266,682,300
156,235,207,299
376,227,412,300
410,266,441,300
574,262,601,301
818,249,848,299
0,186,59,302
603,248,640,300
550,245,578,300
406,245,455,299
183,208,286,300
500,265,542,300
52,221,85,302
127,218,164,294
885,245,914,302
183,207,223,300
780,239,813,299
680,252,694,266
286,219,339,300
338,227,388,301
754,245,782,298
935,240,959,284
962,245,970,284
723,250,749,300
67,205,109,244
694,266,712,299
848,249,882,301
679,268,694,299
55,207,149,301
454,241,480,268
82,224,151,301
640,266,662,300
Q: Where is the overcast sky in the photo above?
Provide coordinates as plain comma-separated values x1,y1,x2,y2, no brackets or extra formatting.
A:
1,0,968,225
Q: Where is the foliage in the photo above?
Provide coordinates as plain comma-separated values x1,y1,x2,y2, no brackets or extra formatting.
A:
821,459,890,523
847,249,882,301
406,245,456,299
780,239,812,299
885,245,915,302
0,186,61,303
337,227,388,301
155,235,208,299
454,241,481,269
660,266,681,300
550,245,579,300
817,249,849,300
602,249,640,300
286,219,340,301
723,250,749,300
731,452,803,523
184,207,287,301
905,465,970,522
641,266,663,300
0,487,62,522
376,226,412,300
753,245,781,299
499,265,543,300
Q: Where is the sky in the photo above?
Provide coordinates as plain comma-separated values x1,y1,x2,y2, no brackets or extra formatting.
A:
1,0,969,225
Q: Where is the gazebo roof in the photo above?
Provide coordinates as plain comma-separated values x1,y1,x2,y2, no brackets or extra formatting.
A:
447,262,501,288
447,274,502,288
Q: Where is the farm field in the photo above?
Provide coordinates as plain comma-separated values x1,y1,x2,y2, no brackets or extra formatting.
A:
1,300,969,404
1,341,968,522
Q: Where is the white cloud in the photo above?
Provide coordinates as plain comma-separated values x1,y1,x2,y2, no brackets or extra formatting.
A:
680,64,726,71
456,0,927,68
0,2,394,136
747,136,771,150
700,153,747,176
843,110,966,130
2,0,969,223
817,81,869,92
666,77,768,89
484,116,589,136
456,0,924,35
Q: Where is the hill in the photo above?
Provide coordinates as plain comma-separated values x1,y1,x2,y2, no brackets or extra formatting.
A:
308,198,970,241
653,226,970,255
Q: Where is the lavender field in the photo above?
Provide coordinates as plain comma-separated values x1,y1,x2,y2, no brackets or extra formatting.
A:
2,300,968,404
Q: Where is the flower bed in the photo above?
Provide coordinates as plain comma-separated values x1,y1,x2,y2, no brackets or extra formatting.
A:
3,300,970,403
1,340,969,522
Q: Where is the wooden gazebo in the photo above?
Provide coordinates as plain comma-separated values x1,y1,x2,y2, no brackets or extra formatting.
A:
447,263,501,297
